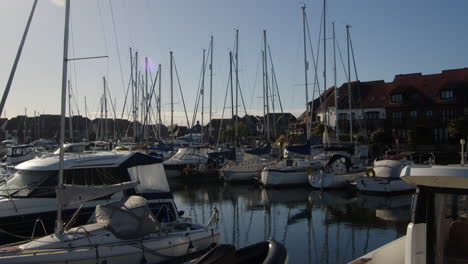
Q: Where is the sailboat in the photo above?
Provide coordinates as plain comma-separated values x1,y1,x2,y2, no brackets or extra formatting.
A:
0,1,220,263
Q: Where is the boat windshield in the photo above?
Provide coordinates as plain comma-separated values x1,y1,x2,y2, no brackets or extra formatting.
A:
432,192,468,263
0,170,56,197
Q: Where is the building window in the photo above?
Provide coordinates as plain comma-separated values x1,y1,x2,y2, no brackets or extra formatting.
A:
441,89,454,100
391,93,403,104
442,108,456,121
338,113,347,120
410,111,417,120
347,113,356,120
392,111,402,124
365,111,380,120
426,110,433,118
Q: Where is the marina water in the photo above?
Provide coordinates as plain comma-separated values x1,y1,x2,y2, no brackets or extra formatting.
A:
171,180,410,264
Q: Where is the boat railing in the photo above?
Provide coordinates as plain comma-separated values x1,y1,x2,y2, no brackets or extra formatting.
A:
30,218,47,240
207,207,219,227
70,226,93,245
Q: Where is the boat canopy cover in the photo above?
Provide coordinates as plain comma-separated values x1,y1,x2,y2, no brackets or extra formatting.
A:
286,141,311,155
91,196,160,239
61,181,139,207
373,160,409,178
127,163,170,193
245,143,271,156
401,165,468,189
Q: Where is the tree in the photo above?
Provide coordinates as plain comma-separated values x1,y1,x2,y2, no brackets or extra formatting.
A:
448,117,468,140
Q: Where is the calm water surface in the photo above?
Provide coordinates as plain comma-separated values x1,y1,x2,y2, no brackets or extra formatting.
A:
170,180,411,264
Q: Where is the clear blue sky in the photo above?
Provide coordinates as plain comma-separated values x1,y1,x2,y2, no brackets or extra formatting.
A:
0,0,467,125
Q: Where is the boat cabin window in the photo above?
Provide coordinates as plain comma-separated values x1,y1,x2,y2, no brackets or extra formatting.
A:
7,147,33,157
431,192,468,264
0,167,131,198
0,170,55,197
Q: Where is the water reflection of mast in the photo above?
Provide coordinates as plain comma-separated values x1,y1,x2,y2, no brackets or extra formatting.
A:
308,194,319,263
281,207,292,244
244,208,254,244
324,207,329,264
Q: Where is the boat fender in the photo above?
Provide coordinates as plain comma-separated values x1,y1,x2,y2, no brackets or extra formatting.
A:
182,165,190,176
306,166,314,175
365,168,376,177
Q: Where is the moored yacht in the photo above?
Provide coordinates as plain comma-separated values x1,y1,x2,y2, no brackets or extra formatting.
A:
0,195,220,264
354,159,415,194
163,146,212,178
0,151,176,239
308,153,366,189
260,158,322,187
351,165,468,264
2,144,44,165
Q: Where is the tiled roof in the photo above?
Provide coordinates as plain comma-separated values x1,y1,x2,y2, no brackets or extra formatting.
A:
312,67,468,111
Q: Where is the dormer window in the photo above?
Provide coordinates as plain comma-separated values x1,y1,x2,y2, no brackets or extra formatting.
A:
441,89,454,100
391,93,403,104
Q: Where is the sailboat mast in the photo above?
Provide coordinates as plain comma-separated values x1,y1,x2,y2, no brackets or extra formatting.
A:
67,80,73,141
134,52,139,141
347,25,353,143
333,22,339,140
209,36,213,139
262,51,266,138
103,76,108,141
263,30,270,141
302,6,310,140
170,51,174,141
145,57,148,142
201,49,206,139
0,0,38,118
56,0,70,235
85,96,88,139
229,51,234,143
158,64,162,140
235,29,239,146
323,0,328,132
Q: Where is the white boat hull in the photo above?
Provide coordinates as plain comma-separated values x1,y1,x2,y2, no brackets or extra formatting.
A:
0,226,219,264
355,177,416,193
308,171,363,189
260,168,308,187
221,169,260,182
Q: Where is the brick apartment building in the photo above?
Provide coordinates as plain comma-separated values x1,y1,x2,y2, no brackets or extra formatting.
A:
306,67,468,144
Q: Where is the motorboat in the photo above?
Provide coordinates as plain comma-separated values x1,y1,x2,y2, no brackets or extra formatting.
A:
221,157,277,182
0,195,220,264
350,165,468,264
191,239,288,264
220,144,274,182
163,146,212,178
2,144,44,165
0,151,178,239
308,154,366,189
354,159,416,194
260,158,322,187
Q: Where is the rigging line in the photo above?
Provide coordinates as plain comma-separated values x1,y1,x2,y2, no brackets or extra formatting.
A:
139,69,159,139
192,43,212,128
104,80,119,138
267,44,284,115
190,52,205,129
69,12,79,113
305,10,324,124
249,51,262,112
97,0,110,78
172,57,191,129
233,56,248,116
349,32,368,138
108,0,127,97
216,68,232,148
